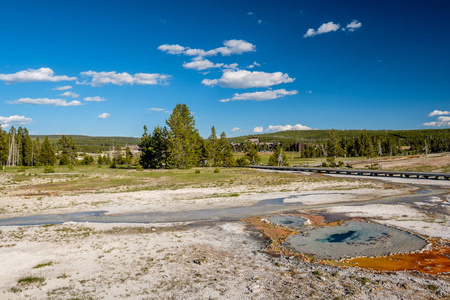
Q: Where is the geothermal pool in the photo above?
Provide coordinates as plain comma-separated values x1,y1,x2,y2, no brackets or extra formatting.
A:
284,220,428,260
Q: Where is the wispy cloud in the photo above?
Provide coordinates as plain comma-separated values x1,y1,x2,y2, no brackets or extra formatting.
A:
0,68,77,84
158,39,256,57
84,96,106,102
80,71,171,87
0,115,33,128
59,91,79,98
6,98,82,106
428,110,450,117
203,70,295,89
424,116,450,127
304,21,341,38
183,57,224,71
53,85,73,91
147,108,166,112
220,89,298,102
253,126,263,133
266,124,312,132
97,113,110,119
231,127,240,132
246,61,261,69
344,20,362,32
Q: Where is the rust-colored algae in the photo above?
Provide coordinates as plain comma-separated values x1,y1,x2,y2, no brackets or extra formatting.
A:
245,214,450,276
343,239,450,275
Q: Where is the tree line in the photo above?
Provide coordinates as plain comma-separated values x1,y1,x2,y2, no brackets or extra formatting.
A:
138,103,235,169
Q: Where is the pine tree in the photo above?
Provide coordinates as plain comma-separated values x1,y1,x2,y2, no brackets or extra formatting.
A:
243,140,260,165
166,104,200,169
326,130,346,166
0,128,8,167
268,145,288,166
217,132,235,166
39,136,56,166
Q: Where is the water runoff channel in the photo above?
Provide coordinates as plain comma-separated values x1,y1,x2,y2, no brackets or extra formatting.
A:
0,180,448,260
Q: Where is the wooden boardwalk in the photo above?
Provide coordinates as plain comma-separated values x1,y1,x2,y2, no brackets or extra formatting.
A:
247,165,450,180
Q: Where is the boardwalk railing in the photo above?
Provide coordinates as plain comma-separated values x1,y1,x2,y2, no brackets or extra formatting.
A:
246,165,450,180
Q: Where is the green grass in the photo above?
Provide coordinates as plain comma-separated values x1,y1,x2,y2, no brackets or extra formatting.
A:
33,261,53,269
18,276,45,284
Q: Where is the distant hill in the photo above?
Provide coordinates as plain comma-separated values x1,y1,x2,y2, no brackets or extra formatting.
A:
228,128,450,144
30,135,140,153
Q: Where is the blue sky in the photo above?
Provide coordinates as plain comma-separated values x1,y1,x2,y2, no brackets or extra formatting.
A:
0,0,449,137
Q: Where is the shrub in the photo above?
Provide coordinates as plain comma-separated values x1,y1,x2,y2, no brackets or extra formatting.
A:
321,162,329,167
236,157,249,166
195,170,201,174
213,168,220,173
43,165,55,173
136,165,144,171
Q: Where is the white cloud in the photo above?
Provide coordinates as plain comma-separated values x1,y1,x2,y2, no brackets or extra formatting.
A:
6,98,82,106
266,124,312,132
84,96,106,102
157,44,185,54
59,91,79,98
80,71,171,87
231,127,240,132
247,12,254,15
304,21,341,38
147,108,166,112
0,115,33,128
184,48,207,56
183,57,224,71
345,20,362,32
0,68,77,84
305,90,312,94
246,61,261,69
253,126,263,133
428,110,450,117
202,70,295,89
157,39,255,57
97,113,110,119
258,20,262,24
220,89,298,102
53,85,73,91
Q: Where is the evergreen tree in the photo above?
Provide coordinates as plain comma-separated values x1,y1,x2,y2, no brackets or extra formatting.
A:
208,126,219,166
166,104,200,169
39,136,56,165
0,128,8,166
217,132,235,166
326,129,346,166
268,146,288,166
138,126,169,169
243,140,261,165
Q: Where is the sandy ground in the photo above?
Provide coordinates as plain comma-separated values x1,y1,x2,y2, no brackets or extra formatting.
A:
0,170,449,299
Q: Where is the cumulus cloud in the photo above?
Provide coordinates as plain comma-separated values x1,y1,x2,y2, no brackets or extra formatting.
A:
202,70,295,89
345,20,362,32
84,96,106,102
253,126,263,133
6,98,82,106
220,89,298,102
0,115,33,128
157,44,185,54
304,21,341,38
80,71,171,87
97,113,110,119
0,68,77,84
59,91,79,98
231,127,240,132
183,57,224,71
266,124,312,132
147,108,166,112
158,39,255,57
428,110,450,117
53,85,73,91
